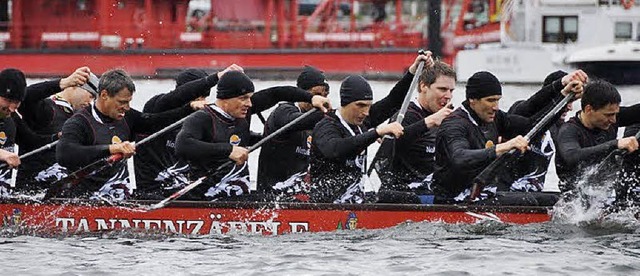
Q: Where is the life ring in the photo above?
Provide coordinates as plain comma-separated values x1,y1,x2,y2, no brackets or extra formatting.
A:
622,0,634,10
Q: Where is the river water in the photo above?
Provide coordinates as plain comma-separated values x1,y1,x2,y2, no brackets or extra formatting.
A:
1,78,639,275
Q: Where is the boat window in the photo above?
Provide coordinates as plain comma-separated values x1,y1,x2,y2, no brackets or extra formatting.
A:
615,22,632,41
542,16,578,43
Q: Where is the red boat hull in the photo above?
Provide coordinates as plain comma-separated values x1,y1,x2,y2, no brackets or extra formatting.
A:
0,200,552,236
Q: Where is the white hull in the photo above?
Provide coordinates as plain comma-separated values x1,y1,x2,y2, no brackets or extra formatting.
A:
455,0,640,83
455,44,571,83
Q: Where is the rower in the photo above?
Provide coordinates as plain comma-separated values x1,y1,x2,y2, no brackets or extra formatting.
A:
432,71,583,202
373,61,455,199
556,80,640,192
0,69,26,196
256,66,329,197
56,69,200,200
15,67,98,192
0,68,58,196
309,53,433,203
500,70,584,192
175,71,331,201
134,65,242,200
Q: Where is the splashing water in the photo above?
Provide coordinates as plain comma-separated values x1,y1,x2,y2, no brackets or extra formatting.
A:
552,165,618,224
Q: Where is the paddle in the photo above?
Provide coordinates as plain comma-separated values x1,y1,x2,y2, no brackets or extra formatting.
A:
367,49,427,177
0,140,59,170
470,91,577,200
148,108,320,210
397,49,427,124
43,116,190,200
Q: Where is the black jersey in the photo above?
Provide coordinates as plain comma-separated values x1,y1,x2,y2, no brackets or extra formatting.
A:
57,104,192,199
309,72,415,203
16,96,73,190
556,104,640,191
432,101,534,198
176,105,251,200
374,101,436,191
0,117,16,195
134,74,218,198
256,102,323,192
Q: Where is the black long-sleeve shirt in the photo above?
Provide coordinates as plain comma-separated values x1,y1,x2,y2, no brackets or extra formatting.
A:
176,86,313,165
57,104,192,170
257,102,324,190
18,79,63,132
556,103,640,191
134,74,219,197
433,92,558,198
496,79,567,191
309,71,414,202
142,74,218,113
174,86,315,199
374,101,435,191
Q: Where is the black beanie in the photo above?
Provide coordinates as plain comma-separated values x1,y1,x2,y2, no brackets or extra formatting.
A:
216,71,254,99
176,68,208,87
465,71,502,99
79,72,99,97
340,75,373,106
297,66,326,90
543,70,568,87
0,68,26,102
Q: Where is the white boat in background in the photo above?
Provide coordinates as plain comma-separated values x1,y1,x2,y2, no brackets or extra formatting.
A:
455,0,640,84
565,41,640,84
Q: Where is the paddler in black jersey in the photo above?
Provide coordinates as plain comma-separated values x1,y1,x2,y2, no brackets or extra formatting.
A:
556,80,640,193
432,71,584,202
499,70,586,193
0,68,59,196
175,71,331,201
0,68,26,196
56,69,200,200
256,66,329,197
372,61,456,200
309,53,433,204
14,66,98,193
134,65,243,200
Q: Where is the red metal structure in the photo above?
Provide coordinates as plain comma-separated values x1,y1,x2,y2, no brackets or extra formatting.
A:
0,0,501,77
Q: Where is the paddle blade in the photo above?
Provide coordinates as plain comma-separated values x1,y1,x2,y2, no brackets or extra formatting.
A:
147,176,207,210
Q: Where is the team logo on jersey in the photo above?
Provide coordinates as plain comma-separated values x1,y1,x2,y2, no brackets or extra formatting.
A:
111,136,122,144
485,140,494,148
229,134,241,146
306,135,312,148
0,132,6,145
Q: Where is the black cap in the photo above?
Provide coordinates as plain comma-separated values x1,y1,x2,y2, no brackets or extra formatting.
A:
79,72,99,97
216,71,255,99
543,70,568,87
176,68,208,87
297,66,327,90
0,68,26,102
340,75,373,106
465,71,502,99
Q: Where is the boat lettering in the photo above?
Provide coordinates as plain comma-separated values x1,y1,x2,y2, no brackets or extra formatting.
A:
289,222,309,233
54,217,309,235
